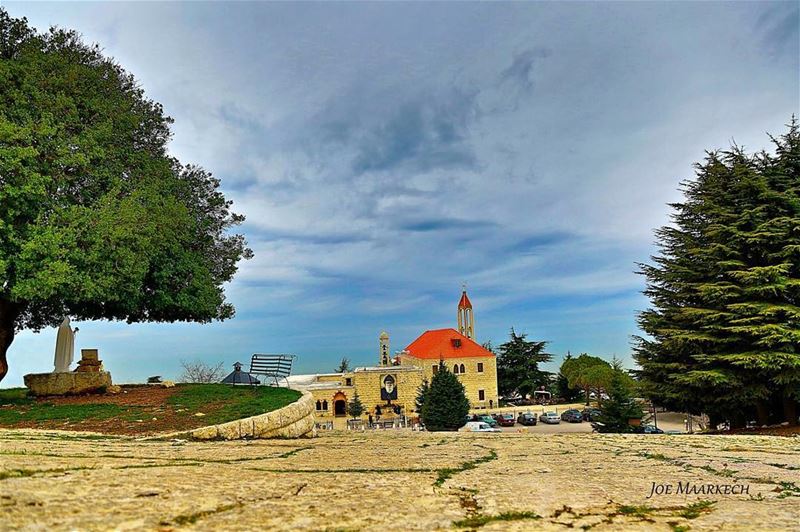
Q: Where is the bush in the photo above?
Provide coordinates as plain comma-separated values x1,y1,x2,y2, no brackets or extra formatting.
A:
595,360,644,433
421,362,470,431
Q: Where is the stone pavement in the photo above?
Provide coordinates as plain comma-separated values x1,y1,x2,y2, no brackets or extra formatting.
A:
1,429,798,530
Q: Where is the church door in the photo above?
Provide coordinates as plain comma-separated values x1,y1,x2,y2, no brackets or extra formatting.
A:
334,399,347,417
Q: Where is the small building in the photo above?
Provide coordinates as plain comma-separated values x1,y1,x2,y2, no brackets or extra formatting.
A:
303,288,499,421
220,362,261,385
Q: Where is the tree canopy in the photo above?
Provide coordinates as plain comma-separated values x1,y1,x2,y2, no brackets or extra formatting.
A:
634,119,800,426
560,353,614,405
421,361,469,431
496,328,552,399
0,10,252,381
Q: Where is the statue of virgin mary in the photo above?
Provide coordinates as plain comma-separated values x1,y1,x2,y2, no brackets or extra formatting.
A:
53,317,76,373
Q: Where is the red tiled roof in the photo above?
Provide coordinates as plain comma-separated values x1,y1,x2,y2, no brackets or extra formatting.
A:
404,328,494,359
458,290,472,309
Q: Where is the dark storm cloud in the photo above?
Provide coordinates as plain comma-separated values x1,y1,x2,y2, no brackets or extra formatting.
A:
351,88,480,175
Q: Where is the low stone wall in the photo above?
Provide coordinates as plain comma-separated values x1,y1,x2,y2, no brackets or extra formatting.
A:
189,390,316,440
24,371,112,396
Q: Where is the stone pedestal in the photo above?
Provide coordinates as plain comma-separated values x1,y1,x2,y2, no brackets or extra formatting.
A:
76,348,103,372
24,371,112,396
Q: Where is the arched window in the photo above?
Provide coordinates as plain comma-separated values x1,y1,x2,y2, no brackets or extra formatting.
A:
316,400,322,411
453,364,459,374
322,400,328,410
460,364,466,374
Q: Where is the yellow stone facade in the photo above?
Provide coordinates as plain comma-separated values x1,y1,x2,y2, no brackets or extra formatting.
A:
309,366,424,420
399,354,499,410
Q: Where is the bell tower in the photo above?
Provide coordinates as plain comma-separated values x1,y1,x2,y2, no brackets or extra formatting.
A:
457,285,474,339
379,331,390,366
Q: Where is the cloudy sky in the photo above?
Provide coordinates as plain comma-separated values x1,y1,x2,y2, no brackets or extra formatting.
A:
3,1,798,386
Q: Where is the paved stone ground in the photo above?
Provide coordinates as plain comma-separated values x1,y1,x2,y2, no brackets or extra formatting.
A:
1,429,798,531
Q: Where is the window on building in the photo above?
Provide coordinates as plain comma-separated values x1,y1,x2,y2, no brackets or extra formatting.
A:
316,400,322,411
460,363,465,374
322,400,328,410
345,377,352,386
453,364,459,374
432,365,438,374
477,362,484,373
478,390,485,401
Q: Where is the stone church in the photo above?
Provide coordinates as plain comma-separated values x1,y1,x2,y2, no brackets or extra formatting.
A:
305,289,499,421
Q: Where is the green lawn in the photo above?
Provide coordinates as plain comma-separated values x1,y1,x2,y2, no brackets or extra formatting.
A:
167,384,302,425
0,388,129,424
0,384,302,432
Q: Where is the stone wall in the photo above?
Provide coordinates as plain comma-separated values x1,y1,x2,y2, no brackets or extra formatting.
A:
24,372,112,397
310,367,423,419
189,390,316,440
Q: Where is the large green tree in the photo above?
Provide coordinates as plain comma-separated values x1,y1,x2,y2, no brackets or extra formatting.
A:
560,353,614,405
635,120,800,426
496,328,552,399
0,11,252,382
554,353,585,403
595,360,644,433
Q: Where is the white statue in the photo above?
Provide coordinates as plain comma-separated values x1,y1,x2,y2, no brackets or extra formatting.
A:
53,317,77,373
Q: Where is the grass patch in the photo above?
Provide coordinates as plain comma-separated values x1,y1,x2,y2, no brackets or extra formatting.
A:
679,500,715,519
435,449,497,487
618,504,654,518
168,384,301,425
776,481,800,498
452,511,539,528
0,402,132,424
0,388,32,406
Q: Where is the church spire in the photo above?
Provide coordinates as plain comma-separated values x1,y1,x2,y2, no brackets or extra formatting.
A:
457,284,474,339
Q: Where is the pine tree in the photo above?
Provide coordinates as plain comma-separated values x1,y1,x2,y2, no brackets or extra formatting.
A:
421,361,470,431
496,328,553,399
595,360,644,433
347,391,364,420
415,378,429,414
635,119,800,426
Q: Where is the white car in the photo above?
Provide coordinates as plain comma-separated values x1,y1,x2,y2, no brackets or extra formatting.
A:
539,411,561,424
464,421,501,432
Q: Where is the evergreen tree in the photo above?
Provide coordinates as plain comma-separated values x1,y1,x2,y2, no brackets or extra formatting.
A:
335,357,351,373
421,361,470,431
635,119,800,426
595,360,644,433
496,328,553,399
347,391,364,420
415,378,429,414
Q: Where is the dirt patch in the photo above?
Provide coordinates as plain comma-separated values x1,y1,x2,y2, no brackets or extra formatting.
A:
1,385,231,436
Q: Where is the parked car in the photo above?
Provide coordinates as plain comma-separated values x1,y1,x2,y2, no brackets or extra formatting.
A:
478,415,498,427
517,412,538,426
497,413,516,427
582,408,602,422
464,421,501,433
640,424,664,434
560,409,583,423
539,411,561,424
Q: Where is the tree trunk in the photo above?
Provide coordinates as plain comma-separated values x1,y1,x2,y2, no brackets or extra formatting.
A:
0,298,20,383
755,400,770,426
784,394,799,426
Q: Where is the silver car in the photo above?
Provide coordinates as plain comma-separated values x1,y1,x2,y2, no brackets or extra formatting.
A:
539,411,561,424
